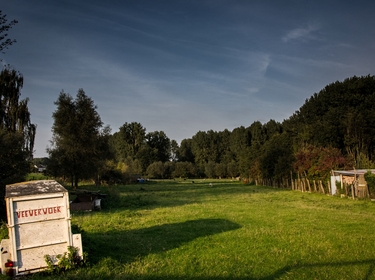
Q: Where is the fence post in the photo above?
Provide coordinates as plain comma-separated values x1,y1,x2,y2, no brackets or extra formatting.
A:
306,178,311,192
319,180,325,194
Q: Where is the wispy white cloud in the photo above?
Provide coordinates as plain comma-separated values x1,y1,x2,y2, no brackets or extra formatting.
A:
282,24,320,43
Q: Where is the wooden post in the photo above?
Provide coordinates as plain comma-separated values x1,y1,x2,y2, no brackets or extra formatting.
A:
306,178,311,192
313,180,317,192
340,174,343,191
290,171,294,190
351,183,355,199
319,180,325,194
327,180,331,195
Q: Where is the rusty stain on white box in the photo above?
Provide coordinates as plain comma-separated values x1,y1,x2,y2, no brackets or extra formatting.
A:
1,180,83,276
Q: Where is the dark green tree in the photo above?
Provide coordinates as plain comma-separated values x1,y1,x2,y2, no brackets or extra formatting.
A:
191,130,222,176
48,89,108,187
178,138,194,162
112,122,146,160
285,75,375,167
173,162,195,178
204,160,216,178
146,161,165,179
229,126,251,177
0,67,36,152
217,129,234,164
145,130,171,162
135,144,154,173
163,161,176,178
0,67,35,218
215,162,227,178
0,67,36,184
260,133,293,181
227,161,239,178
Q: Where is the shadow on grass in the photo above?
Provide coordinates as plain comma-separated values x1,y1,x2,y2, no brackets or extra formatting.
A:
83,218,241,265
72,180,289,213
266,259,375,280
107,183,287,211
101,259,375,280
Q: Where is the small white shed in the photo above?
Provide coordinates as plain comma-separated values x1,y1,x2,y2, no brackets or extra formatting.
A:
331,169,375,197
1,180,82,276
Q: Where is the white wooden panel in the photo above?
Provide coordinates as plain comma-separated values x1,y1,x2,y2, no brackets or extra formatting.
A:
17,243,69,273
15,219,69,250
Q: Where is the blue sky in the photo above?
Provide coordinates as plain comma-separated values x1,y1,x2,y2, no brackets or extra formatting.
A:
2,1,375,158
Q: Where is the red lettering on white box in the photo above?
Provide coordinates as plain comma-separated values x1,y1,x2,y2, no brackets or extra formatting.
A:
16,206,62,219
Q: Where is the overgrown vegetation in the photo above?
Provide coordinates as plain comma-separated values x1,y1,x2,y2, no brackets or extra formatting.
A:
365,171,375,198
44,246,88,275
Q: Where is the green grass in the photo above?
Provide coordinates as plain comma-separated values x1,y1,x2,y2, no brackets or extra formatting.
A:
4,179,375,279
25,172,50,181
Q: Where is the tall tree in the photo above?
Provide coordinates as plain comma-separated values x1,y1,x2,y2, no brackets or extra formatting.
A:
115,122,146,160
0,67,35,218
48,89,108,187
0,67,36,154
230,126,251,177
145,130,171,162
178,138,194,162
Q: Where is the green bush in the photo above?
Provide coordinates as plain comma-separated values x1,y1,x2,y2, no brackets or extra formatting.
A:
365,171,375,197
44,246,88,275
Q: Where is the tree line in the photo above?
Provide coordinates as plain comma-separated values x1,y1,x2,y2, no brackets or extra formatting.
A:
3,68,374,188
45,75,375,187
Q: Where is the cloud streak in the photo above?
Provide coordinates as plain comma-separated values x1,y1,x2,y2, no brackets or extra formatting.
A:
282,24,320,43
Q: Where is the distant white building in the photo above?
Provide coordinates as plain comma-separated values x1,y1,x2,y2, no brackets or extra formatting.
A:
34,165,46,173
331,169,375,197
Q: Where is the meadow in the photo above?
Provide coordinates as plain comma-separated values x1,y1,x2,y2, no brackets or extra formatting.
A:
4,179,375,279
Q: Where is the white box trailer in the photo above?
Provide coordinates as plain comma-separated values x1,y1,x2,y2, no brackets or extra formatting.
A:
1,180,83,276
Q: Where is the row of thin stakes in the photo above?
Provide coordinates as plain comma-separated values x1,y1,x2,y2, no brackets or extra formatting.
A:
255,177,331,194
258,177,372,199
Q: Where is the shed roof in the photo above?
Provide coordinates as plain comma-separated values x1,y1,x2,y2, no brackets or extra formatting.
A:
5,180,67,198
332,169,375,176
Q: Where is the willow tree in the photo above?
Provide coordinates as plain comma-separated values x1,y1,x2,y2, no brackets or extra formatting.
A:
0,67,36,169
0,67,36,188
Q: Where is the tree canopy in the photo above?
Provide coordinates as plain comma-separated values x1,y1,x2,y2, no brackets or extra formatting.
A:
48,89,110,187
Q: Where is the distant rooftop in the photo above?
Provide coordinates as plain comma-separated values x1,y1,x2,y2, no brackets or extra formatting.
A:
332,169,375,176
